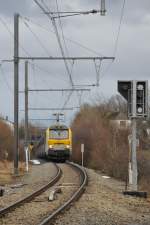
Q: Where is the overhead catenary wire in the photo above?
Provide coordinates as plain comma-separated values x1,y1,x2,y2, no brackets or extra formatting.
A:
0,64,13,93
99,0,126,79
22,16,105,57
113,0,126,56
55,0,70,60
33,0,74,87
61,91,74,113
0,15,59,86
0,16,31,57
0,14,68,117
0,1,122,123
55,0,80,111
28,61,72,109
28,61,68,83
48,1,74,86
23,20,52,56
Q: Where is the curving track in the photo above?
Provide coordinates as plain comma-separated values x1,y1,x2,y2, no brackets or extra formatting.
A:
38,162,87,225
0,163,61,217
0,162,87,225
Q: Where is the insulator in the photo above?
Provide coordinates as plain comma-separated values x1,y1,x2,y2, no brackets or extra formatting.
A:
100,0,106,16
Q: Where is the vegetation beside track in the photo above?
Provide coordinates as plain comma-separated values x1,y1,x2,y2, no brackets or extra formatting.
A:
71,95,150,193
0,119,14,160
0,119,38,183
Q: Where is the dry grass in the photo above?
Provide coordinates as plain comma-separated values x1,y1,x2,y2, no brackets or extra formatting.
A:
0,160,27,185
0,120,14,160
137,150,150,192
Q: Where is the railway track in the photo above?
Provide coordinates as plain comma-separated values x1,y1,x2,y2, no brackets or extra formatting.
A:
0,162,87,225
0,163,61,217
38,162,87,225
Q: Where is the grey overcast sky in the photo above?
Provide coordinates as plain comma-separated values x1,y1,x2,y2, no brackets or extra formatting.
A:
0,0,150,125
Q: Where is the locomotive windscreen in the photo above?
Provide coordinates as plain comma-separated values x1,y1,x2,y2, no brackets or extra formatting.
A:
49,129,68,139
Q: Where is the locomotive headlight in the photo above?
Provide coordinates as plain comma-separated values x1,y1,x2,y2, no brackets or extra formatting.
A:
49,145,53,149
66,145,70,149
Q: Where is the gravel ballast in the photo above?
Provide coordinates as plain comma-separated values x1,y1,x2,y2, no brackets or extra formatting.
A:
0,161,57,209
54,168,150,225
0,163,80,225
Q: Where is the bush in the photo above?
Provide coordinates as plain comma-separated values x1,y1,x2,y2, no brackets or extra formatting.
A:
0,120,14,160
71,97,150,193
71,104,129,181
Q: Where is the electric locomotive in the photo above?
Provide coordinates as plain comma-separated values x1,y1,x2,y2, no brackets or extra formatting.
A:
43,124,72,161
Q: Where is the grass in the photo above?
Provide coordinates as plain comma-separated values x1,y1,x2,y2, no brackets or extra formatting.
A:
0,160,27,185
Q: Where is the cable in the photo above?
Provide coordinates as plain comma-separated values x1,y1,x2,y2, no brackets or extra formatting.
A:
100,60,114,79
61,91,73,112
33,0,74,86
28,61,68,83
28,61,69,113
0,64,13,93
55,0,85,107
55,0,70,59
113,0,126,56
51,15,74,86
23,20,52,56
0,17,13,37
0,16,31,57
97,0,126,80
22,16,104,56
0,15,60,90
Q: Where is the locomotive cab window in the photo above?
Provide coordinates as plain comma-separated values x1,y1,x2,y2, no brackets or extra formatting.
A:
49,129,69,139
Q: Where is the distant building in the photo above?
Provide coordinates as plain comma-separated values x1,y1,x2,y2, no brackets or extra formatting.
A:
111,119,131,130
110,112,131,130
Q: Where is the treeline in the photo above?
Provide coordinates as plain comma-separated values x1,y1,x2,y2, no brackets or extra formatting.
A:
0,119,41,161
71,95,150,191
0,120,14,160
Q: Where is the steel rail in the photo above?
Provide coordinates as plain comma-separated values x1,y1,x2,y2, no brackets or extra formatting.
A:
0,163,62,217
38,162,88,225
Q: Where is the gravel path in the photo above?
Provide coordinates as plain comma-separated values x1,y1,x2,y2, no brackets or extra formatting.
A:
0,161,57,209
0,163,80,225
54,168,150,225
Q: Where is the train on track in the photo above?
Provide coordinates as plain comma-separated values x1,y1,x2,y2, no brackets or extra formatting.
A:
37,124,72,162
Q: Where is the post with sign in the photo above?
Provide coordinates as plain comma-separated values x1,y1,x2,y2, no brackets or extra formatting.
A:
24,61,29,172
118,80,148,196
81,144,84,167
131,80,138,191
25,146,29,172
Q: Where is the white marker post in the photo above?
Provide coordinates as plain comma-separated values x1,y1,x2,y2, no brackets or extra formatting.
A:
128,135,132,186
25,146,29,172
81,143,84,167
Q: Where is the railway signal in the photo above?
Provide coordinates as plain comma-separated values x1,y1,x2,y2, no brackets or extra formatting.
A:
136,81,148,117
118,80,148,118
118,81,131,101
118,81,132,116
118,80,148,194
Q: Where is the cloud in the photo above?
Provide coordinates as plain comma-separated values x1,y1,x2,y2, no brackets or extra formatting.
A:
0,0,150,123
0,1,30,16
